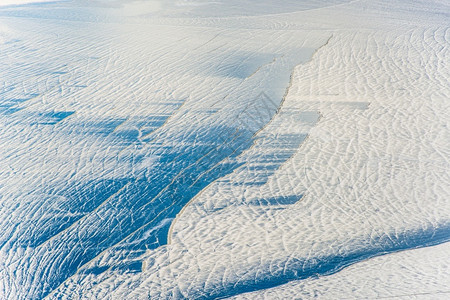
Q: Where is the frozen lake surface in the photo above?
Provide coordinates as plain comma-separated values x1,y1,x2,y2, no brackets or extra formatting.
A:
0,0,449,299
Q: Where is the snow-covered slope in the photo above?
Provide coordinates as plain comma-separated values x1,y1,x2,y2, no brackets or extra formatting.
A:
0,0,449,299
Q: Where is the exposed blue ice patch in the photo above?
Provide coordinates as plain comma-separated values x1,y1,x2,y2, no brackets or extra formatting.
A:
81,265,110,276
0,109,75,123
0,106,23,114
38,111,75,125
113,260,143,274
0,97,36,114
247,195,303,206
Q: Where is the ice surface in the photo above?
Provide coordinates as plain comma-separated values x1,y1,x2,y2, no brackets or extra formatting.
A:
0,0,449,299
0,1,59,7
230,242,450,299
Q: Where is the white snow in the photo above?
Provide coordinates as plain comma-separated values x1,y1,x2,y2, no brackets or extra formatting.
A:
0,0,449,299
0,0,60,7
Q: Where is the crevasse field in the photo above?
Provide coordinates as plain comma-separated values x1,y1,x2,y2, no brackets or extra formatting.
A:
0,0,449,299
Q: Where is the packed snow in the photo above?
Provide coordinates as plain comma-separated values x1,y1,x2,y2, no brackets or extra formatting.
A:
0,0,449,299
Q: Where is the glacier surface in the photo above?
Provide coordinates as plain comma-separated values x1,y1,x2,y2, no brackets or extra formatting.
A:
0,0,449,299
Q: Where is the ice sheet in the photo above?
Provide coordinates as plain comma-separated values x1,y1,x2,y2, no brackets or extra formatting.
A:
0,0,449,299
0,0,62,7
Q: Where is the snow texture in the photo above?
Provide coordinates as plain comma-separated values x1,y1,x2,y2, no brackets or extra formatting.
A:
0,0,64,7
0,0,449,299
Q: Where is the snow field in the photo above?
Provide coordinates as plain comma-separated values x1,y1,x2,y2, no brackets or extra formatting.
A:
0,0,449,299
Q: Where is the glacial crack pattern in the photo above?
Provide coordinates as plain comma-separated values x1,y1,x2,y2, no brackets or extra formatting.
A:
1,1,449,299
